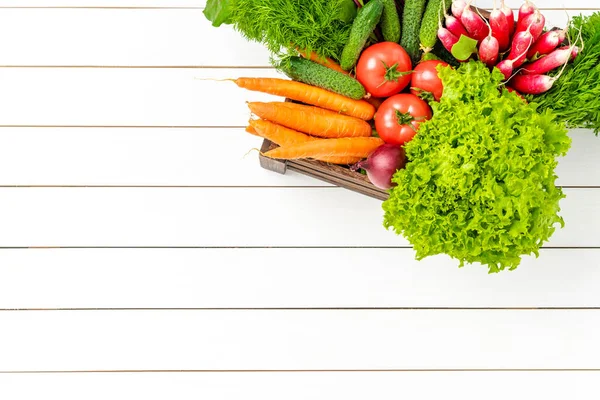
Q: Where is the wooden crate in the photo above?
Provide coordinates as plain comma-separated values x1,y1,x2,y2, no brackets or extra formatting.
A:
258,139,389,201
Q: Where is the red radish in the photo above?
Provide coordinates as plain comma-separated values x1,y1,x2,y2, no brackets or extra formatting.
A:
445,13,469,39
517,0,536,25
438,19,460,52
490,0,511,52
350,144,406,190
460,1,489,43
505,22,535,68
460,1,490,43
527,29,566,59
500,0,515,37
496,59,514,79
508,41,574,94
507,74,554,94
451,0,468,19
516,10,545,42
521,46,576,75
478,12,500,67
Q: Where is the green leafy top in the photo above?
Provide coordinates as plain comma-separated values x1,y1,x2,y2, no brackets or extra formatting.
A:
383,61,572,273
203,0,357,62
527,12,600,134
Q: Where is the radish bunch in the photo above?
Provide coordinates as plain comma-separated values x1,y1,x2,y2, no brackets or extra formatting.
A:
438,0,578,95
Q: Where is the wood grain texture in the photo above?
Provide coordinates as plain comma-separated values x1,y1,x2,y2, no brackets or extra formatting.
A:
0,248,599,309
0,187,596,248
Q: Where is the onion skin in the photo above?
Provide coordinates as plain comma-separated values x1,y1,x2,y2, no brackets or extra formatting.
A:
350,144,406,190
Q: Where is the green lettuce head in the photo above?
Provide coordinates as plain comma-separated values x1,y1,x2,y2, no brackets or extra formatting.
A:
383,61,572,273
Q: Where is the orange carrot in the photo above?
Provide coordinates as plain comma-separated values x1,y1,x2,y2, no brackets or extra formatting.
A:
248,102,372,139
234,78,375,121
263,137,385,160
249,119,315,145
247,119,362,165
296,48,349,75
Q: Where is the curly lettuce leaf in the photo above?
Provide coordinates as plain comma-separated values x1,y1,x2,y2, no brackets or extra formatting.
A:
382,61,571,273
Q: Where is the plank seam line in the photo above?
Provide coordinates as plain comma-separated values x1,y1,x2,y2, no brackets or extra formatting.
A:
0,246,598,250
1,307,600,311
1,369,599,373
0,185,594,189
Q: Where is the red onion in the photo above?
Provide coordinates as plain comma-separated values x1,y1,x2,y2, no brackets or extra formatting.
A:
350,144,406,190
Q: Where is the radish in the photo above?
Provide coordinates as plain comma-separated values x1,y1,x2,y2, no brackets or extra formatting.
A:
507,74,554,94
496,59,514,79
445,12,469,39
516,10,545,42
521,46,576,75
438,19,460,52
478,11,499,67
517,0,536,25
505,21,535,68
451,0,468,19
490,0,511,52
527,29,566,59
508,41,575,94
500,0,515,37
460,0,490,43
494,22,535,80
350,144,406,190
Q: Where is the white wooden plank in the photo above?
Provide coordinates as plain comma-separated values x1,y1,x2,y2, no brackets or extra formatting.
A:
1,309,599,370
0,9,592,67
0,371,597,400
477,0,595,10
0,68,283,127
0,187,595,248
0,9,272,66
0,1,199,6
0,127,596,187
0,0,592,10
0,248,598,309
0,128,328,187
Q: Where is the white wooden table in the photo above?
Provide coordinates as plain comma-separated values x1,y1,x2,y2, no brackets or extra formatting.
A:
0,0,599,398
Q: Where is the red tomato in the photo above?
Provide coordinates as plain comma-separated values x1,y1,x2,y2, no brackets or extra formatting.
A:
375,93,432,146
410,60,449,102
355,42,412,98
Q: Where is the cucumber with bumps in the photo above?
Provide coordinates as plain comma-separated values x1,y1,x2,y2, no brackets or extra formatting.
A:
400,0,427,64
420,0,452,53
340,0,384,71
380,0,401,43
283,56,367,100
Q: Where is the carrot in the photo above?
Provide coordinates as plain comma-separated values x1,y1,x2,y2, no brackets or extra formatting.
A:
262,137,385,160
296,48,349,75
248,119,361,164
249,119,315,145
248,101,373,139
234,78,375,121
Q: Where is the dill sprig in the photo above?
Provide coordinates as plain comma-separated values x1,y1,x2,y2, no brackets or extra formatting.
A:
228,0,356,63
527,12,600,134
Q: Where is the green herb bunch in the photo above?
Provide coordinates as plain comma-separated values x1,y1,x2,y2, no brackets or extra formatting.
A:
383,61,572,273
204,0,357,62
528,12,600,134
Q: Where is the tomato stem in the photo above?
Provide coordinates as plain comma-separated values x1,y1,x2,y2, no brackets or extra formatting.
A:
395,110,426,132
377,61,412,88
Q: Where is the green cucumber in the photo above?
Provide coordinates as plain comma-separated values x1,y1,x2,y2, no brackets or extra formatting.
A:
400,0,427,64
340,0,384,71
282,56,366,100
380,0,401,43
419,0,451,53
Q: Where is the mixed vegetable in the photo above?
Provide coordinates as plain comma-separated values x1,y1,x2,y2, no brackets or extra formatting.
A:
203,0,600,272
